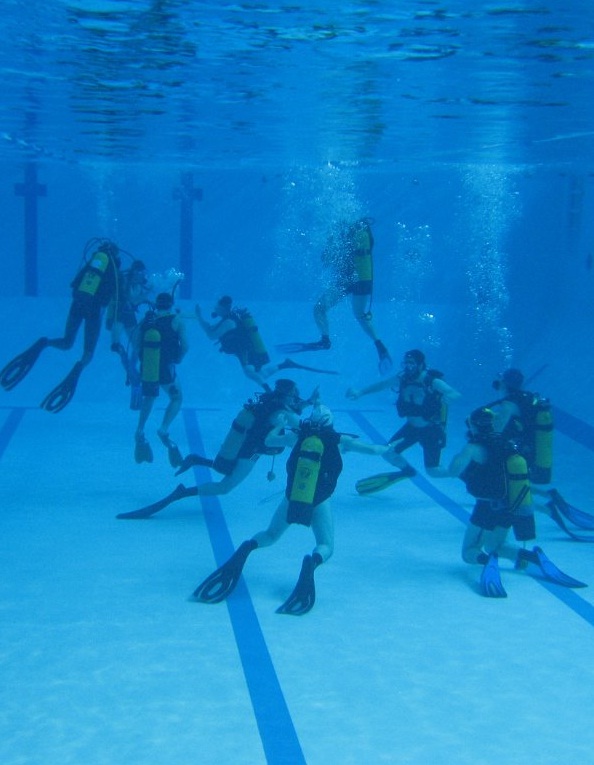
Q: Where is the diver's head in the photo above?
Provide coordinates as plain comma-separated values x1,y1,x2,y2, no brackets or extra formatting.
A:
155,292,174,311
273,378,303,413
466,406,496,438
212,295,232,318
305,404,334,430
402,349,426,379
492,368,524,392
130,260,148,284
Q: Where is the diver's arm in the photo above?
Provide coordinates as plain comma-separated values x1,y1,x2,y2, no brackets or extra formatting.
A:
264,422,298,450
346,374,400,400
433,377,461,402
194,305,234,340
339,435,389,456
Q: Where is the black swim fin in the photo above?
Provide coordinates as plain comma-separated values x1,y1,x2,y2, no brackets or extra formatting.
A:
0,337,48,391
276,554,318,616
355,466,417,495
40,361,83,413
190,540,257,603
175,453,214,476
157,431,183,468
480,552,507,598
134,434,153,464
117,483,197,519
278,358,338,375
517,546,587,588
275,339,331,354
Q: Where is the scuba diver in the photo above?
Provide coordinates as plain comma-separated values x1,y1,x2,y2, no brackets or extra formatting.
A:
0,238,122,412
446,406,586,598
347,349,461,494
133,291,188,465
106,259,154,410
277,218,392,374
195,295,337,389
488,368,594,541
190,403,389,616
117,379,315,519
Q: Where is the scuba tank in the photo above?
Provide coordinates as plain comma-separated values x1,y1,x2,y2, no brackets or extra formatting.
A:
352,222,373,285
140,323,161,397
531,402,553,484
238,310,270,367
287,435,325,526
506,453,532,512
77,249,111,297
213,407,256,475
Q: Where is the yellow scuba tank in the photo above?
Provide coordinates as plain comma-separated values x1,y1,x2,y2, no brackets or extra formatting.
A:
289,436,324,507
240,311,270,366
506,453,532,512
141,327,161,396
78,250,110,297
531,406,553,484
353,225,373,283
213,407,256,476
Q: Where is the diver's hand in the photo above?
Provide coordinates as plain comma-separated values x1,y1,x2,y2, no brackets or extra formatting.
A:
346,387,361,400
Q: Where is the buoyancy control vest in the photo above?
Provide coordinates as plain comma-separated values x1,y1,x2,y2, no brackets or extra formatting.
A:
461,435,532,512
212,394,286,476
396,369,447,424
490,389,553,484
285,425,343,526
217,308,270,368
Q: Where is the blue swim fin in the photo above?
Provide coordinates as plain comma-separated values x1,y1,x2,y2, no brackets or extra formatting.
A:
517,546,587,588
480,553,507,598
549,489,594,530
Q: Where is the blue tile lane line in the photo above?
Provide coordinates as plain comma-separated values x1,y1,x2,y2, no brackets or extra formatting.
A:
0,408,26,460
553,406,594,452
182,408,307,765
348,409,594,629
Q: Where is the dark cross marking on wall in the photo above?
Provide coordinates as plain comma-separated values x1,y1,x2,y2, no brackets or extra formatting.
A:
14,163,47,297
173,172,202,299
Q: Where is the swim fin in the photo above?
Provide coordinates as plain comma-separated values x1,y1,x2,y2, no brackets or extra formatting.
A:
278,358,338,375
175,453,215,476
134,433,153,464
276,554,318,615
190,540,257,603
40,361,83,413
516,546,587,588
479,552,507,598
375,340,393,376
157,431,183,468
117,483,197,519
355,466,417,495
0,337,48,391
275,339,331,354
548,489,594,530
546,502,594,542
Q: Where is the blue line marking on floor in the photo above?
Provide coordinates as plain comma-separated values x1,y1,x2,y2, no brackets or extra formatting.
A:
553,406,594,452
348,409,594,627
0,408,26,460
182,408,306,765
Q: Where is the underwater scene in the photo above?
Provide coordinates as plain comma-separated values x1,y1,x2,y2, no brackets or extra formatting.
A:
1,2,594,764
